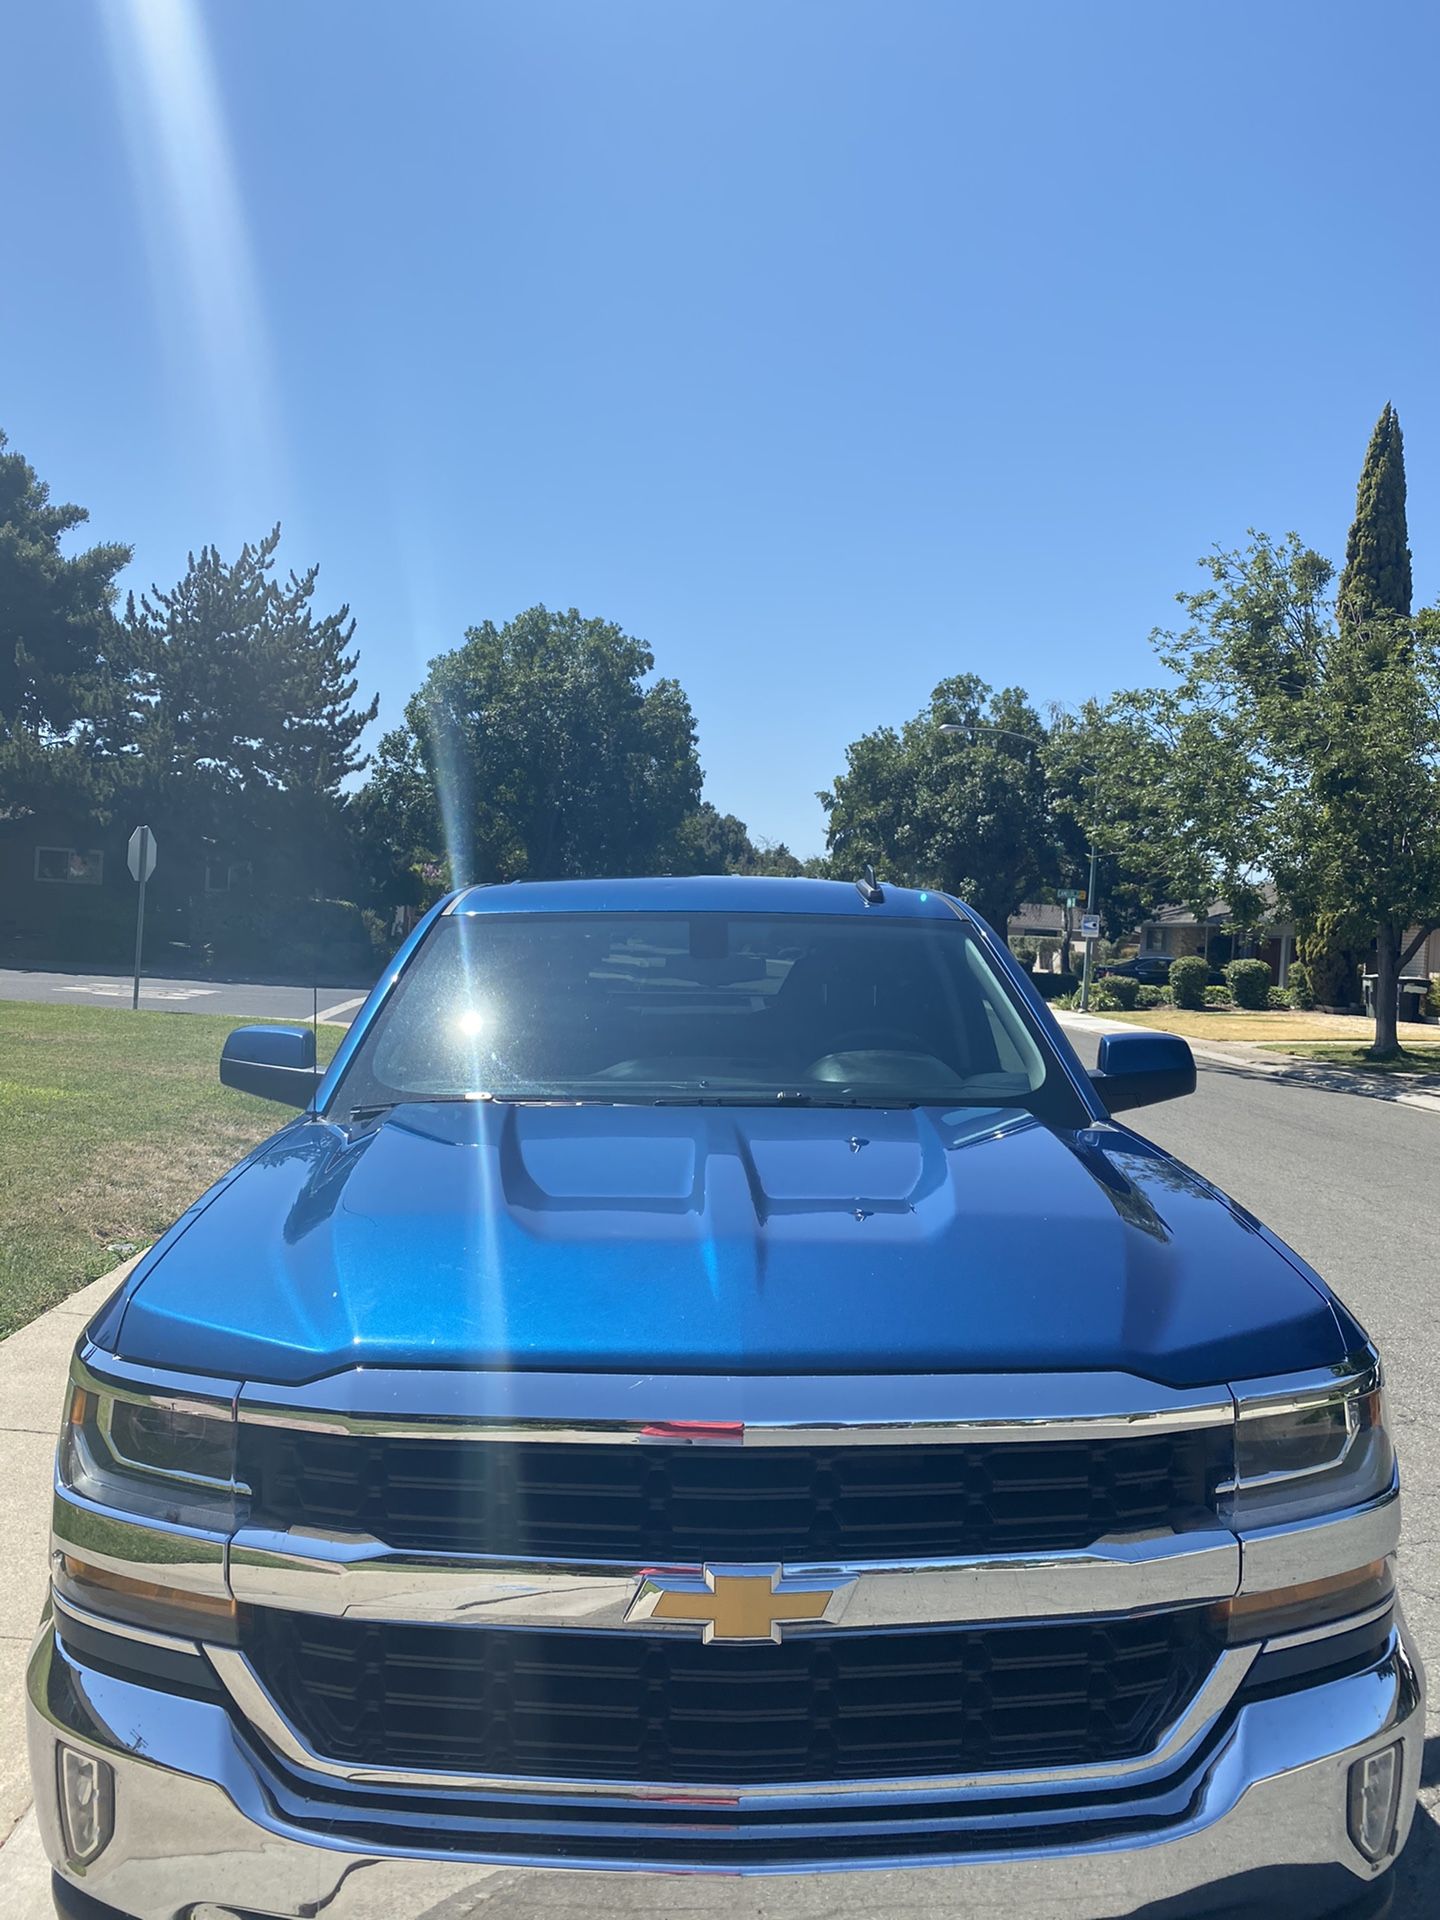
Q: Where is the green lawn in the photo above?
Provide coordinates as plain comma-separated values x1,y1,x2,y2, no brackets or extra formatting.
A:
0,1003,342,1340
1257,1043,1440,1078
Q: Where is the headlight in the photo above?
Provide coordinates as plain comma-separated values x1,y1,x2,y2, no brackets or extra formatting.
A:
55,1357,242,1640
62,1369,240,1529
1219,1365,1394,1531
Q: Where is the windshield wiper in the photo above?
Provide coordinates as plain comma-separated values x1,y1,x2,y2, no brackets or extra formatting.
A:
343,1095,496,1123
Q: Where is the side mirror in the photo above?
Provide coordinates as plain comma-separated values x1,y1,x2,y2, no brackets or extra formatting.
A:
220,1025,318,1108
1089,1030,1195,1113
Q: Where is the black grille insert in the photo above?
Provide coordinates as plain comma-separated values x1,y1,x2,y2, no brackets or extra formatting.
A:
243,1610,1219,1785
238,1428,1224,1563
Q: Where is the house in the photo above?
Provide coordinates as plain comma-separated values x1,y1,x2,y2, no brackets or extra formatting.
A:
1138,896,1296,983
0,811,250,967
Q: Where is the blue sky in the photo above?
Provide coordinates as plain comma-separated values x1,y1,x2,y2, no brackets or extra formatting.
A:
4,1,1438,855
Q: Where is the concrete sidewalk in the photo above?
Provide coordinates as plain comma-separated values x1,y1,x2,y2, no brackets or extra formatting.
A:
0,1258,136,1914
1056,1007,1440,1115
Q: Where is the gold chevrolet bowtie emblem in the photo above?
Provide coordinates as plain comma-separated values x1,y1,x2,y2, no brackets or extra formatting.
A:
625,1564,852,1643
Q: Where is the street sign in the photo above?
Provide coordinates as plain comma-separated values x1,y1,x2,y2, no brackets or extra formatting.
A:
1059,889,1080,907
128,825,158,884
1080,912,1102,940
128,825,157,1008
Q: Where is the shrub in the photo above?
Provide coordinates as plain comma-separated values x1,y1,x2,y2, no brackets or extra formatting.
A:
1086,978,1124,1013
1104,973,1140,1009
1286,960,1315,1011
1427,974,1440,1018
1135,984,1171,1009
1267,985,1293,1009
1203,984,1231,1007
1169,955,1211,1010
1226,957,1272,1010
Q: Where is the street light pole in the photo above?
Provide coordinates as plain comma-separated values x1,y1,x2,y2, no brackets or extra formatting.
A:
1079,763,1101,1014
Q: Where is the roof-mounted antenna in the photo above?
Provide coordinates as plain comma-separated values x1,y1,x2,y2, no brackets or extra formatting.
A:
855,864,884,905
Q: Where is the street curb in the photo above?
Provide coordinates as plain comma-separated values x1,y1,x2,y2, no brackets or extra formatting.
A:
0,1254,139,1895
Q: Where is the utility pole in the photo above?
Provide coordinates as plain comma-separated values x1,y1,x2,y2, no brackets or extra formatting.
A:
1079,764,1101,1013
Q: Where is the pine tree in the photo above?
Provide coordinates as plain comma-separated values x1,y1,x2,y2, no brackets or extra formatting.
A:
0,430,132,813
123,527,377,889
1337,403,1412,628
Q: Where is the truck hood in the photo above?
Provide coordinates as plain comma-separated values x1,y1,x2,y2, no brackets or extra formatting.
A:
111,1102,1346,1388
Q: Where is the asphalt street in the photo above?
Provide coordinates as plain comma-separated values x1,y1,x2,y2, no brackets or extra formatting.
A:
1065,1028,1440,1914
0,965,370,1023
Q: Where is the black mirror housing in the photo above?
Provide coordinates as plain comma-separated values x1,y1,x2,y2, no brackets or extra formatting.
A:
220,1025,319,1108
1089,1030,1195,1113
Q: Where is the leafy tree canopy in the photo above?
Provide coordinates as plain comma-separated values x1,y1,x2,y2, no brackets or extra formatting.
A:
1124,531,1440,1054
122,526,377,885
819,675,1051,933
0,429,132,816
369,605,702,887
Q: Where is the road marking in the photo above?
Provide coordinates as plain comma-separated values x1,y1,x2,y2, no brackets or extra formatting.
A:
57,983,218,1001
316,995,366,1023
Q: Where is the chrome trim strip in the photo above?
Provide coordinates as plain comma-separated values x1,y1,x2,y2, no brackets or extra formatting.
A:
1238,1480,1401,1594
1260,1597,1396,1655
1229,1347,1381,1420
77,1344,243,1407
235,1367,1236,1444
51,1588,201,1657
51,1481,230,1602
206,1641,1258,1802
228,1529,1241,1628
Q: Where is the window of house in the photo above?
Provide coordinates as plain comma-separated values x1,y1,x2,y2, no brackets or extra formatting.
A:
34,847,103,886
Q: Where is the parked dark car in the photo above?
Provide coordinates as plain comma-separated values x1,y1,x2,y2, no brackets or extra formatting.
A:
1102,953,1227,986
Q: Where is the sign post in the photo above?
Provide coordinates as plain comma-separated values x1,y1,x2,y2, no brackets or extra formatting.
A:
127,826,158,1010
1080,911,1102,941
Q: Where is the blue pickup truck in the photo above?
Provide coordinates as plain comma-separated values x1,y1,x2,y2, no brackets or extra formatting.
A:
29,876,1423,1919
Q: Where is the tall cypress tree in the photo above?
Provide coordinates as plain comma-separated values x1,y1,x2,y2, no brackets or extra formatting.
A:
1337,403,1412,628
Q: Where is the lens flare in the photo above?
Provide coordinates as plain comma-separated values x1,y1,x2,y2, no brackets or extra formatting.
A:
101,0,280,502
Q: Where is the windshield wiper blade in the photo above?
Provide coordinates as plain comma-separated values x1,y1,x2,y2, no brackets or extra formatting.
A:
343,1095,495,1123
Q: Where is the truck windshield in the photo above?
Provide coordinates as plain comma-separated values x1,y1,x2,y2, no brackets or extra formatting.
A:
330,911,1076,1118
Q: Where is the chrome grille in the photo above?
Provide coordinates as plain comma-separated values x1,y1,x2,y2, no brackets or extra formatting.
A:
242,1609,1220,1785
237,1427,1225,1562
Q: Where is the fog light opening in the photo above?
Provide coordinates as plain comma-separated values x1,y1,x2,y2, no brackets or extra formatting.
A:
57,1744,114,1868
1348,1741,1402,1864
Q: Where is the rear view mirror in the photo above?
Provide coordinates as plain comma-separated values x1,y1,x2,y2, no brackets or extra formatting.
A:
1089,1030,1195,1113
220,1025,318,1108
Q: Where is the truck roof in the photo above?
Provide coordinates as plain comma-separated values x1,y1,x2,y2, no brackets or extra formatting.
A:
445,875,961,919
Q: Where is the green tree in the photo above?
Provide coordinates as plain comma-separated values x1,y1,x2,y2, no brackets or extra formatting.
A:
367,606,702,885
1043,697,1185,964
819,676,1050,933
675,802,809,877
1128,532,1440,1057
1299,405,1416,1006
0,429,132,813
1338,403,1412,628
123,527,377,890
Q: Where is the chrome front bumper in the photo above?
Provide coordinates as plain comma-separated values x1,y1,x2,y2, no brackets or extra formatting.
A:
28,1615,1425,1920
